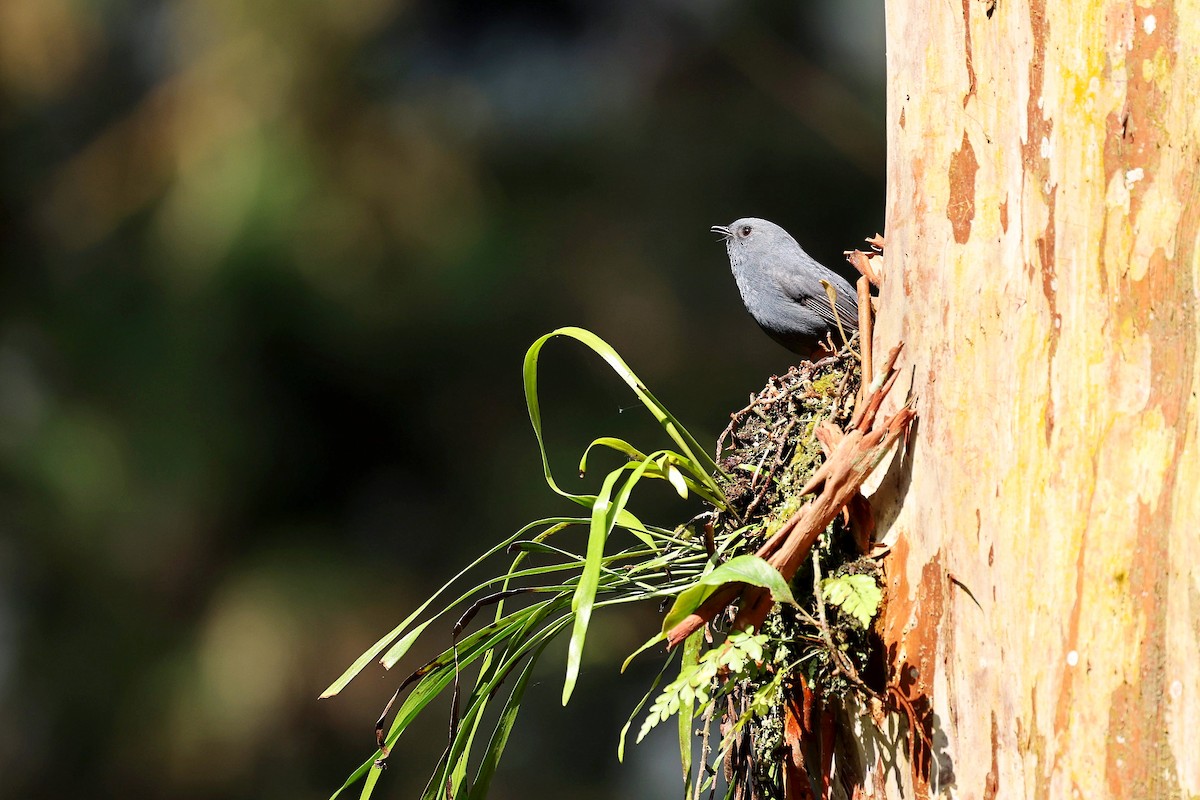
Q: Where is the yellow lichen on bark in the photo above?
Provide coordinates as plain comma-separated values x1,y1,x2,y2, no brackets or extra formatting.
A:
863,0,1200,798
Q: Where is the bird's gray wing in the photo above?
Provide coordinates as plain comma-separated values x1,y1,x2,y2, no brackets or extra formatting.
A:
781,274,860,332
798,292,859,332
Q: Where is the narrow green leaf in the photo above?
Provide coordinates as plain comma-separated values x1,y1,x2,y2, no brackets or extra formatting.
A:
365,610,570,800
320,617,418,699
467,639,553,800
436,614,572,798
581,440,721,508
329,754,379,799
678,630,703,791
377,619,434,671
356,764,384,800
378,617,532,755
564,452,666,703
563,465,627,704
579,436,646,474
618,652,678,762
622,631,666,673
320,517,572,697
523,327,726,509
445,694,488,799
665,462,688,499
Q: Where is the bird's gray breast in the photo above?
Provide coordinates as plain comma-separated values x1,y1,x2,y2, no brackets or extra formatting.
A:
728,245,833,345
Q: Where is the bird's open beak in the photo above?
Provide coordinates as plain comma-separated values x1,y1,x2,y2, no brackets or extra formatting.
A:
710,225,732,239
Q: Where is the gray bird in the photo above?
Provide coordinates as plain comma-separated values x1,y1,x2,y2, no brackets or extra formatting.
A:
712,217,859,358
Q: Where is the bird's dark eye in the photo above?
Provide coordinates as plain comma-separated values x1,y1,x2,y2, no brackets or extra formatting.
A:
739,225,752,237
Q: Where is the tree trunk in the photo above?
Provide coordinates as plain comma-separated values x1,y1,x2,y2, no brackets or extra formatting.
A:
861,0,1200,797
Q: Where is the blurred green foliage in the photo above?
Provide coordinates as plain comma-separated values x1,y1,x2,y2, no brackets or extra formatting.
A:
0,0,883,797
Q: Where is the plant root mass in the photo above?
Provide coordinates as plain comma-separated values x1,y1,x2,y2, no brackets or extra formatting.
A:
668,331,915,800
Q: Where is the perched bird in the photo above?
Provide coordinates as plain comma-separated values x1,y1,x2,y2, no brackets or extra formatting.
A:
712,217,859,358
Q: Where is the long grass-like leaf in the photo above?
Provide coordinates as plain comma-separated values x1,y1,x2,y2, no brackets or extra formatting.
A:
563,464,629,704
565,451,676,703
428,613,573,799
617,651,679,762
371,517,589,670
678,629,704,792
579,438,726,509
467,637,552,799
330,756,378,800
523,327,725,508
579,436,647,472
356,763,383,800
322,517,580,697
376,615,538,757
437,594,571,800
350,617,542,799
445,694,487,799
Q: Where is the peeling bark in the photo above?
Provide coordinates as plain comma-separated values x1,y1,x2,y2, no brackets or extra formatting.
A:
858,1,1200,797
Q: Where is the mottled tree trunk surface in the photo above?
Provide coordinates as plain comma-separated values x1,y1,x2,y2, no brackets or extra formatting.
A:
859,1,1200,797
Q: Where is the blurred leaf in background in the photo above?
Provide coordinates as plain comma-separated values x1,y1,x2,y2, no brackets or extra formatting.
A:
0,0,883,797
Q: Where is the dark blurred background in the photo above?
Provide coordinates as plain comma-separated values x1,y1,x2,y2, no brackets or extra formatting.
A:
0,1,884,797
